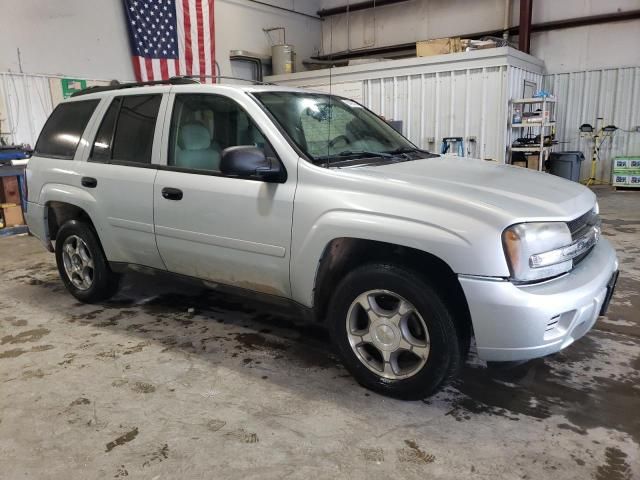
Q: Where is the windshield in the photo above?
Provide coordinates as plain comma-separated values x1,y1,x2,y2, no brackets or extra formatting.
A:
253,91,418,163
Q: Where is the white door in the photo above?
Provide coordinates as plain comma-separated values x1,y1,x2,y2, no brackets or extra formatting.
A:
78,93,167,270
153,92,295,297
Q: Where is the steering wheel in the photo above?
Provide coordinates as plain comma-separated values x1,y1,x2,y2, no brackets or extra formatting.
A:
328,135,351,148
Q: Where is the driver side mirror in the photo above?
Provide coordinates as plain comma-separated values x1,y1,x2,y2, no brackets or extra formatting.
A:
220,146,286,183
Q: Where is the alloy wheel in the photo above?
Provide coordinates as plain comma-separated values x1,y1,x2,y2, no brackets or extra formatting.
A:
61,235,94,291
346,289,430,380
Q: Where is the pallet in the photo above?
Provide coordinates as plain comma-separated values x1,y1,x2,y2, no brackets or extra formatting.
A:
613,185,640,191
0,225,28,237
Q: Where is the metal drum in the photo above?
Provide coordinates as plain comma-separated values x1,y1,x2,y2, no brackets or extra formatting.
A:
272,44,295,75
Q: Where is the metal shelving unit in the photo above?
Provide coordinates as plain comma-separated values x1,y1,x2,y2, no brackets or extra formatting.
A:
508,97,556,171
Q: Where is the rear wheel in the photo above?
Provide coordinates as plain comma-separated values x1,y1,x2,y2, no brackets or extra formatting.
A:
328,263,462,399
55,220,120,303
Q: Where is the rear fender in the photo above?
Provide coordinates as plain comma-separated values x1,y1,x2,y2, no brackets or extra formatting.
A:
38,183,116,258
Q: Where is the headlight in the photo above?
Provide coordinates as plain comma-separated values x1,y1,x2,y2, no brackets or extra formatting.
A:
503,222,572,282
503,221,601,283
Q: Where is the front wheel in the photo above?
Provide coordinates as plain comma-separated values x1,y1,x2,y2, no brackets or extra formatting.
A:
55,220,120,303
328,263,462,399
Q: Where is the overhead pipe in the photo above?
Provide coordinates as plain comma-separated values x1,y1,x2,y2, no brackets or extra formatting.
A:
523,8,640,32
317,0,409,18
518,0,533,53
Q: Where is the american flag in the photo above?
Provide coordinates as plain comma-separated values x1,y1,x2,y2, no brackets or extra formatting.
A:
123,0,215,82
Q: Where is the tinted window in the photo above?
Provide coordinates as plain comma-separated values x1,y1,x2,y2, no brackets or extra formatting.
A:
111,95,161,164
90,98,121,162
34,100,99,159
168,94,275,172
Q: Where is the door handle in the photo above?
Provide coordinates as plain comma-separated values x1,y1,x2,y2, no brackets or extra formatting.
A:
81,177,97,188
161,187,183,201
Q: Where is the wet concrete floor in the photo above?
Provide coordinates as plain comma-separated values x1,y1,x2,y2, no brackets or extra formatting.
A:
0,187,638,479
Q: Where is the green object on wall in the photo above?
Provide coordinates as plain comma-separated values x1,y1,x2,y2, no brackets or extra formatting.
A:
61,78,87,98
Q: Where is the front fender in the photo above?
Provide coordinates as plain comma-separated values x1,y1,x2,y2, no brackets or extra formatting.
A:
289,209,506,307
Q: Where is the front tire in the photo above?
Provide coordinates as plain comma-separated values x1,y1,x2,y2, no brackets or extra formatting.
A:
328,263,462,399
55,220,120,303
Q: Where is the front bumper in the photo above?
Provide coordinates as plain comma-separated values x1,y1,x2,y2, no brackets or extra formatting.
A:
459,238,618,362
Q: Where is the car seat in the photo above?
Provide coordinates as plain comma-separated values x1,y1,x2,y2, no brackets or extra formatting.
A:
176,122,221,170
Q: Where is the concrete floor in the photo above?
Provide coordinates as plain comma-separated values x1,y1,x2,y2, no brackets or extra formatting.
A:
1,187,638,480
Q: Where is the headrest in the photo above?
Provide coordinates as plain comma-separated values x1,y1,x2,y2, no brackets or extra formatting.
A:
179,123,211,150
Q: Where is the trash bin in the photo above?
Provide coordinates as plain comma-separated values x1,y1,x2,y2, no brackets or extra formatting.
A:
547,151,585,182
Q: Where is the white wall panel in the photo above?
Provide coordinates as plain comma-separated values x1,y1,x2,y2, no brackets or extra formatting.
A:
544,67,640,183
0,73,112,147
0,73,53,148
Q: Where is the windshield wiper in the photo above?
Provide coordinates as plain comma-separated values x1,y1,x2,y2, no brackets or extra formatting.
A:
337,150,393,158
315,150,393,165
385,146,434,155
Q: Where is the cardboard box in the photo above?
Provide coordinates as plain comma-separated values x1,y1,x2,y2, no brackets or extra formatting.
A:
614,174,640,186
614,159,630,169
417,37,462,57
1,205,25,227
526,154,540,171
613,174,629,185
1,176,21,204
613,156,640,171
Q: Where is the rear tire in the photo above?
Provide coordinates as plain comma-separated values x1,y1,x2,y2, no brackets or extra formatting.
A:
328,263,462,399
55,220,120,303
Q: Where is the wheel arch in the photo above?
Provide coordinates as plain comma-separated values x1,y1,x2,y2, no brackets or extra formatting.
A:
47,201,97,241
38,183,105,246
311,237,473,351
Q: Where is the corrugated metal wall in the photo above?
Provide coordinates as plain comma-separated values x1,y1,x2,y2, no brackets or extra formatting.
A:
270,49,545,163
544,67,640,183
361,66,541,160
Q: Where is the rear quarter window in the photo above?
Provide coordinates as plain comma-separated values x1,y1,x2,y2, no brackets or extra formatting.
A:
111,95,161,164
34,100,100,159
89,94,162,165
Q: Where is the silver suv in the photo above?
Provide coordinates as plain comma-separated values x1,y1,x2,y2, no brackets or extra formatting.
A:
25,80,619,399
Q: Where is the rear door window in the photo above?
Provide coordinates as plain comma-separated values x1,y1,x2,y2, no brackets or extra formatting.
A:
34,100,99,159
90,94,161,164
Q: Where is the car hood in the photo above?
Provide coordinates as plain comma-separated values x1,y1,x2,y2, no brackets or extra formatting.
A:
343,155,595,223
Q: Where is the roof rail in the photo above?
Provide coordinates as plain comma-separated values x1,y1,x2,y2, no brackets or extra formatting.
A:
70,76,199,97
70,75,273,98
182,75,273,85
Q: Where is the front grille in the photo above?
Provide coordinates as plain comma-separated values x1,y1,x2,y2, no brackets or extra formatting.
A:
568,209,598,240
567,207,599,267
